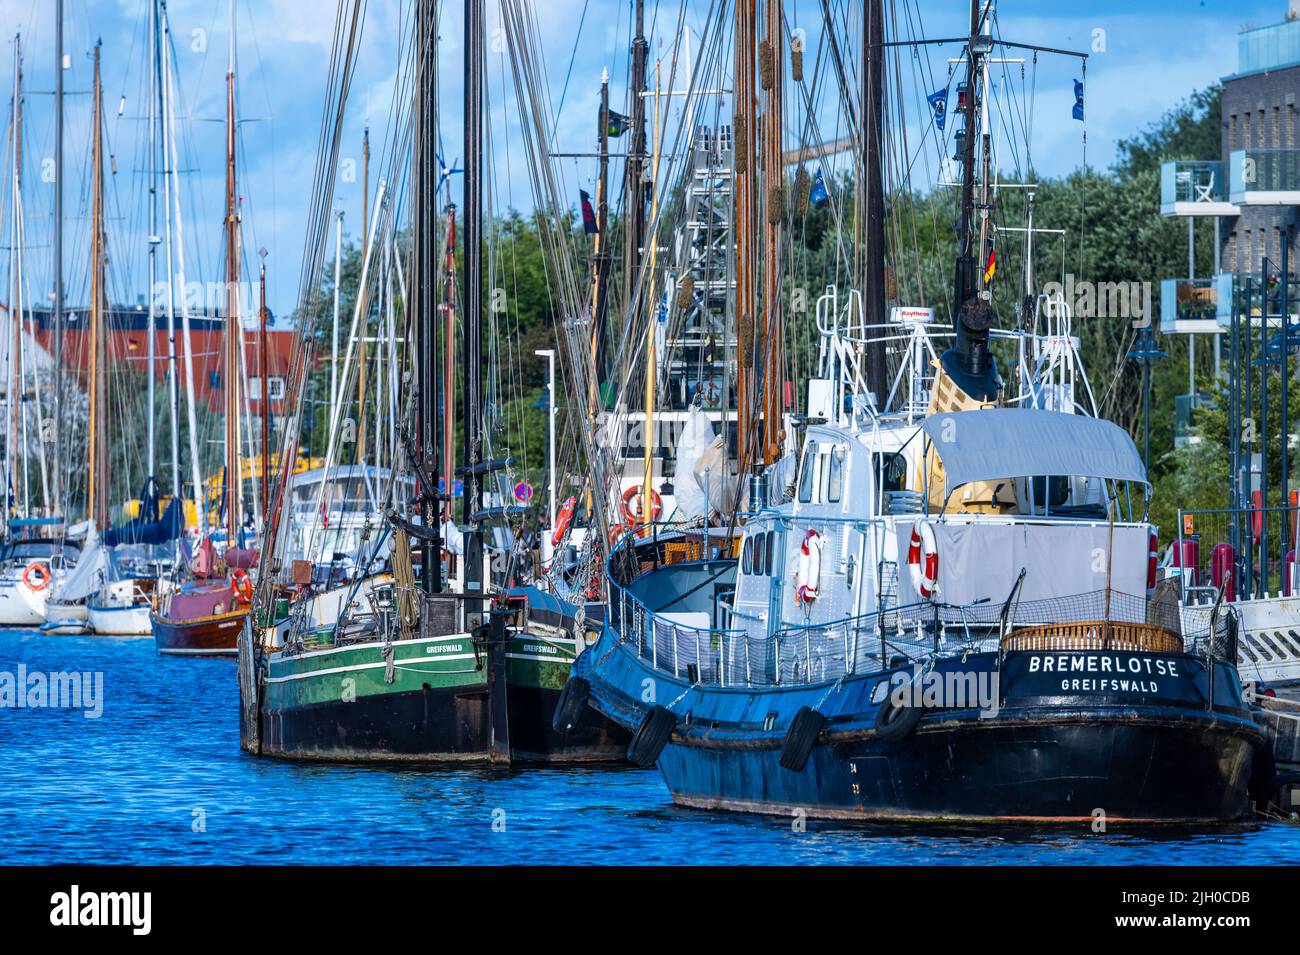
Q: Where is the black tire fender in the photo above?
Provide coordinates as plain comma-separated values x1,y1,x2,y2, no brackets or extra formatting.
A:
875,693,923,742
627,705,676,768
551,676,590,734
779,706,825,772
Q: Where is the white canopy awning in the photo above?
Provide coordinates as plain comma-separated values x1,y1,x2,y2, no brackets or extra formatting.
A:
920,409,1148,491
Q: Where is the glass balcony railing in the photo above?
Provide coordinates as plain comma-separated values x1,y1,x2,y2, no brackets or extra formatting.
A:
1237,18,1300,76
1160,277,1232,331
1229,149,1300,204
1159,161,1229,214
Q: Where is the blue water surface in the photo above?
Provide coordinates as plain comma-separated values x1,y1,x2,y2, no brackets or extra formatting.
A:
1,630,1298,865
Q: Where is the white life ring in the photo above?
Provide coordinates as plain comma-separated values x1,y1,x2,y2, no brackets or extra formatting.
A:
907,520,939,599
794,530,824,604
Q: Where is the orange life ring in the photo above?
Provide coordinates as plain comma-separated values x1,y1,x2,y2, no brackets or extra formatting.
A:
620,485,663,524
22,562,50,591
230,568,254,605
551,495,577,548
906,520,939,599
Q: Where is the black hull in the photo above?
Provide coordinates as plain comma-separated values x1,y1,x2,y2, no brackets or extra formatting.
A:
260,684,494,763
506,683,630,765
255,677,629,766
660,711,1261,822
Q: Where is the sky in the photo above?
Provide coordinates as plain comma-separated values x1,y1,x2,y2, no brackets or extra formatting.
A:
0,0,1288,322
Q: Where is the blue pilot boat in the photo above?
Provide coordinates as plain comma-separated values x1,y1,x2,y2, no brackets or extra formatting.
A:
565,397,1267,821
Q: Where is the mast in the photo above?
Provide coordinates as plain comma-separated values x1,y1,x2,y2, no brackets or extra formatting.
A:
859,0,887,398
416,0,441,595
621,0,649,386
441,205,456,529
588,68,611,415
734,0,756,476
51,0,64,518
357,126,369,466
88,42,108,530
146,5,159,515
640,58,661,525
462,0,484,618
8,35,22,515
937,0,1004,403
258,253,269,517
224,1,242,546
759,0,784,465
156,0,182,513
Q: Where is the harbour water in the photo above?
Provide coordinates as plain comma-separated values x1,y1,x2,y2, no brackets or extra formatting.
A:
2,630,1298,866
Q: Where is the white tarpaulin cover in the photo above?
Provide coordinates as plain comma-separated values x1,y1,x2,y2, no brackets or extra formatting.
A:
673,408,717,519
920,409,1147,492
54,530,108,602
894,520,1150,606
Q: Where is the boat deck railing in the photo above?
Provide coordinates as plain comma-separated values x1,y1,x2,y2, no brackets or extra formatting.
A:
608,559,1237,687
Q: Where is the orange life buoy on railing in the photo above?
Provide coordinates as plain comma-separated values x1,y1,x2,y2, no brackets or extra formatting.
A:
22,562,50,592
230,568,253,605
793,530,823,604
620,485,663,524
551,496,577,548
906,520,939,599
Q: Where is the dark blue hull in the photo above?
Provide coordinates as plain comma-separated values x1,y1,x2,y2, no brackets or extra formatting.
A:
577,626,1265,822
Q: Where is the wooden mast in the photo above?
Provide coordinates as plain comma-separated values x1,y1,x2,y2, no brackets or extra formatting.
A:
588,68,611,418
462,0,484,620
734,0,757,478
88,42,108,530
224,6,241,546
416,0,440,595
859,0,888,398
759,0,784,466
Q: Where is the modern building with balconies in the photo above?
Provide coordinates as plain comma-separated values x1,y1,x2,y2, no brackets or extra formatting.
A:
1158,4,1300,446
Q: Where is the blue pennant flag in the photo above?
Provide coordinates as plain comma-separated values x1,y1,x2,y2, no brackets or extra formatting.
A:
810,168,829,207
927,86,949,131
1072,79,1085,121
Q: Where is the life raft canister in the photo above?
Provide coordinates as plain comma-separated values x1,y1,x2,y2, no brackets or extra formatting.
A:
22,562,51,592
550,495,577,548
794,530,824,604
620,485,663,525
230,568,254,605
907,520,939,598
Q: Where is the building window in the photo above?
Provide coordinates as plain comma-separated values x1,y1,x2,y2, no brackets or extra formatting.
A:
1230,113,1238,149
250,376,286,400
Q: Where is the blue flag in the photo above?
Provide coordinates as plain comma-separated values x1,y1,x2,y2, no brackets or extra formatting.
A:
927,86,949,131
1072,79,1085,121
810,168,829,207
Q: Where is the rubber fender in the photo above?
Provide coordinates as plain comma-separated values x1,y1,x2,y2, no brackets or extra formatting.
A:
874,693,923,742
779,706,825,772
551,676,590,734
627,705,676,768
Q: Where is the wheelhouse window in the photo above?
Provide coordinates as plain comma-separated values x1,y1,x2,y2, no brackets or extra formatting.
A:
827,446,846,503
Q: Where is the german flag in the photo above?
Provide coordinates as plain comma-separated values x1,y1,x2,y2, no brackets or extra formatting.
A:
982,248,996,285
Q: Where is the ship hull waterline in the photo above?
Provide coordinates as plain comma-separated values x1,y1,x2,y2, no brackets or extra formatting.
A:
152,607,247,656
577,636,1266,824
249,629,630,765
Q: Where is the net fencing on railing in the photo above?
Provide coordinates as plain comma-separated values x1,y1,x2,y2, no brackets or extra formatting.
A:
608,574,1239,688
